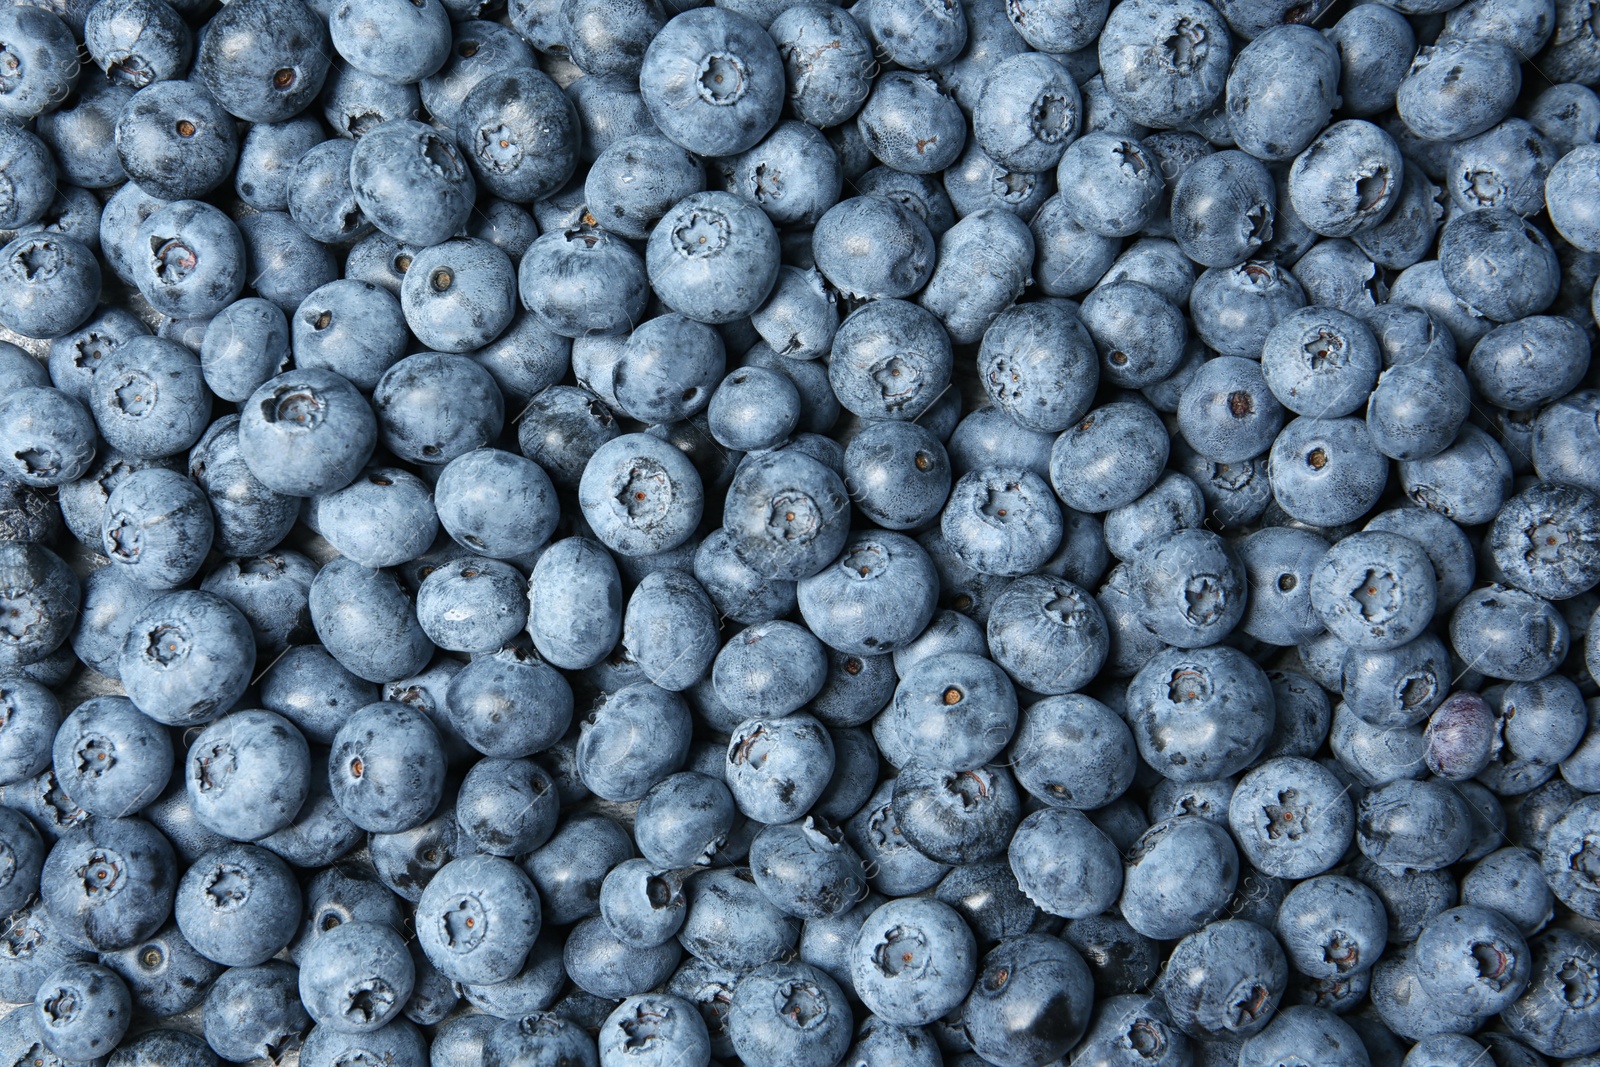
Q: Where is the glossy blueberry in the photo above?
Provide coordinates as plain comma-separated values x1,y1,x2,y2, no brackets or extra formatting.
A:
962,933,1095,1067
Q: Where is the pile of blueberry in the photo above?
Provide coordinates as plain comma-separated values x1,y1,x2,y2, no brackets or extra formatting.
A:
1,0,1600,1062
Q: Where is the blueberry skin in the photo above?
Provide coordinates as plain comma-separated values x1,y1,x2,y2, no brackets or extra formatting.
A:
1129,528,1245,648
309,560,433,685
326,700,445,833
1237,1006,1367,1067
1276,873,1387,982
1365,354,1471,464
38,78,134,192
890,762,1021,867
578,683,692,802
812,195,936,300
972,53,1081,174
184,709,311,842
415,853,542,987
0,388,97,491
1413,903,1529,1017
1447,118,1554,219
192,0,329,122
978,302,1097,435
173,843,301,968
1309,531,1437,652
297,920,413,1034
962,934,1094,1067
301,1019,429,1067
597,993,710,1067
1167,150,1275,269
1267,416,1387,527
366,803,458,905
1119,812,1239,941
1470,315,1590,414
346,119,474,248
0,806,42,917
1424,691,1497,781
201,298,290,403
986,575,1107,694
635,772,735,869
200,961,311,1063
373,352,504,466
456,67,580,205
0,234,101,341
1439,208,1560,324
481,1013,596,1067
238,210,340,313
749,816,867,920
1355,778,1473,872
32,959,131,1062
1502,928,1600,1058
1397,36,1520,142
718,120,842,228
1341,632,1451,730
523,227,652,340
798,533,939,657
1050,403,1171,517
470,309,571,405
583,134,704,242
1329,701,1430,788
1547,142,1600,254
1399,422,1514,526
314,468,439,570
190,427,299,561
41,817,176,952
1096,0,1230,127
238,368,376,498
1535,389,1600,497
646,191,781,325
0,544,78,672
1228,756,1354,880
857,70,967,176
231,117,322,213
1235,526,1327,646
1462,847,1552,939
829,298,952,422
1488,482,1600,601
882,651,1016,773
114,80,239,201
1129,643,1275,783
725,713,835,825
256,749,364,869
614,314,725,424
286,138,371,247
107,1028,218,1067
1158,920,1287,1043
1008,808,1122,919
0,125,59,232
1057,133,1164,240
638,7,783,157
939,466,1063,580
89,338,212,468
724,449,850,581
727,960,852,1067
1071,994,1190,1067
845,897,975,1027
0,897,89,1006
1225,26,1340,163
613,573,712,690
769,4,873,128
579,433,704,559
841,421,951,532
51,696,171,819
708,366,800,451
919,208,1035,345
526,536,624,670
416,555,528,654
0,4,78,120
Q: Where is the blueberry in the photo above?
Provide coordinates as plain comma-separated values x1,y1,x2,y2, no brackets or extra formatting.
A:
33,960,131,1062
727,960,852,1067
174,843,301,968
639,8,784,157
578,682,692,801
526,536,624,669
41,817,176,952
963,934,1095,1066
580,433,704,558
201,961,310,1062
309,560,433,684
